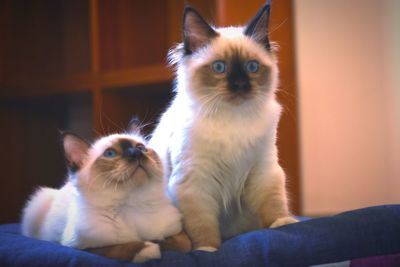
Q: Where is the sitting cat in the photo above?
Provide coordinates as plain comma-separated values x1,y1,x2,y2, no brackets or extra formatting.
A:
21,123,182,262
149,2,298,252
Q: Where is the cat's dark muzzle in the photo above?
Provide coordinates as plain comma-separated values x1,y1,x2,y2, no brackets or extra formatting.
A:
124,148,152,176
229,79,251,94
123,147,144,161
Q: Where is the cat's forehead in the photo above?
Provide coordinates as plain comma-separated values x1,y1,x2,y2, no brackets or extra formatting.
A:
197,26,274,65
91,133,145,152
216,26,246,39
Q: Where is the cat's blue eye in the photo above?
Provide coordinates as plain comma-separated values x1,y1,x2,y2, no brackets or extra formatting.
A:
245,60,259,73
212,60,226,73
103,148,117,158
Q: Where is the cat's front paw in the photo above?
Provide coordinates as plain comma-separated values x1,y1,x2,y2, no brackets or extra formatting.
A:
195,246,218,252
132,242,161,263
270,216,298,228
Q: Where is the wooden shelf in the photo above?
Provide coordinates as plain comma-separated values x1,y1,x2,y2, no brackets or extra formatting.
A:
0,64,173,98
0,73,91,98
97,0,170,71
98,64,173,90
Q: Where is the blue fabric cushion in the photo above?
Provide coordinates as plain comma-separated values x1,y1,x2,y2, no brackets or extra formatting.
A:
1,205,399,267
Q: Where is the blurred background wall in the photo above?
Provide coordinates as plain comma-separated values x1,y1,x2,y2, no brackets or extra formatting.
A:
295,0,400,216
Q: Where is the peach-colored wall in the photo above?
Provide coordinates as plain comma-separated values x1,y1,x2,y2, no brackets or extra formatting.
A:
384,1,400,204
294,0,400,215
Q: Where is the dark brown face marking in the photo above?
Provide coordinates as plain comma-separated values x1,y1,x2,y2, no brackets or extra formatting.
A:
76,135,163,192
195,49,272,102
93,156,117,176
119,139,143,160
227,55,251,94
254,65,271,89
198,64,220,88
92,139,144,175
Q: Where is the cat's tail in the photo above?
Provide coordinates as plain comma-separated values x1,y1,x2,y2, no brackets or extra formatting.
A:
21,187,58,238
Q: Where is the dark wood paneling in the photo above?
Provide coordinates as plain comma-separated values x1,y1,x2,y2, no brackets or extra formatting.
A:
0,107,26,223
62,0,91,75
99,83,173,136
1,1,65,78
270,0,301,215
0,97,68,223
98,0,169,71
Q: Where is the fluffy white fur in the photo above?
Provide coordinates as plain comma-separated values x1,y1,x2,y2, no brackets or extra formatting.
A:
150,6,297,251
22,133,182,262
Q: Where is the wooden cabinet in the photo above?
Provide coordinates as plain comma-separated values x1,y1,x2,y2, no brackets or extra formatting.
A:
0,0,299,223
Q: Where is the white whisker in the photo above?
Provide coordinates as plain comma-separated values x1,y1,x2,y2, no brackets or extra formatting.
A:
114,181,119,192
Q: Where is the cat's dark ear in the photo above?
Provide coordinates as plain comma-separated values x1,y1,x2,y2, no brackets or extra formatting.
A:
244,1,271,51
127,116,141,134
61,132,90,172
183,6,218,55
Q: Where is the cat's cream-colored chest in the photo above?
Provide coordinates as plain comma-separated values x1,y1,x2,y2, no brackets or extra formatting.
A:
187,111,273,162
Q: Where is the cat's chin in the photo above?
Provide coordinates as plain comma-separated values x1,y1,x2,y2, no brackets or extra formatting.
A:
102,166,150,187
137,159,162,181
219,92,260,107
128,163,161,186
226,94,251,104
126,166,149,185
